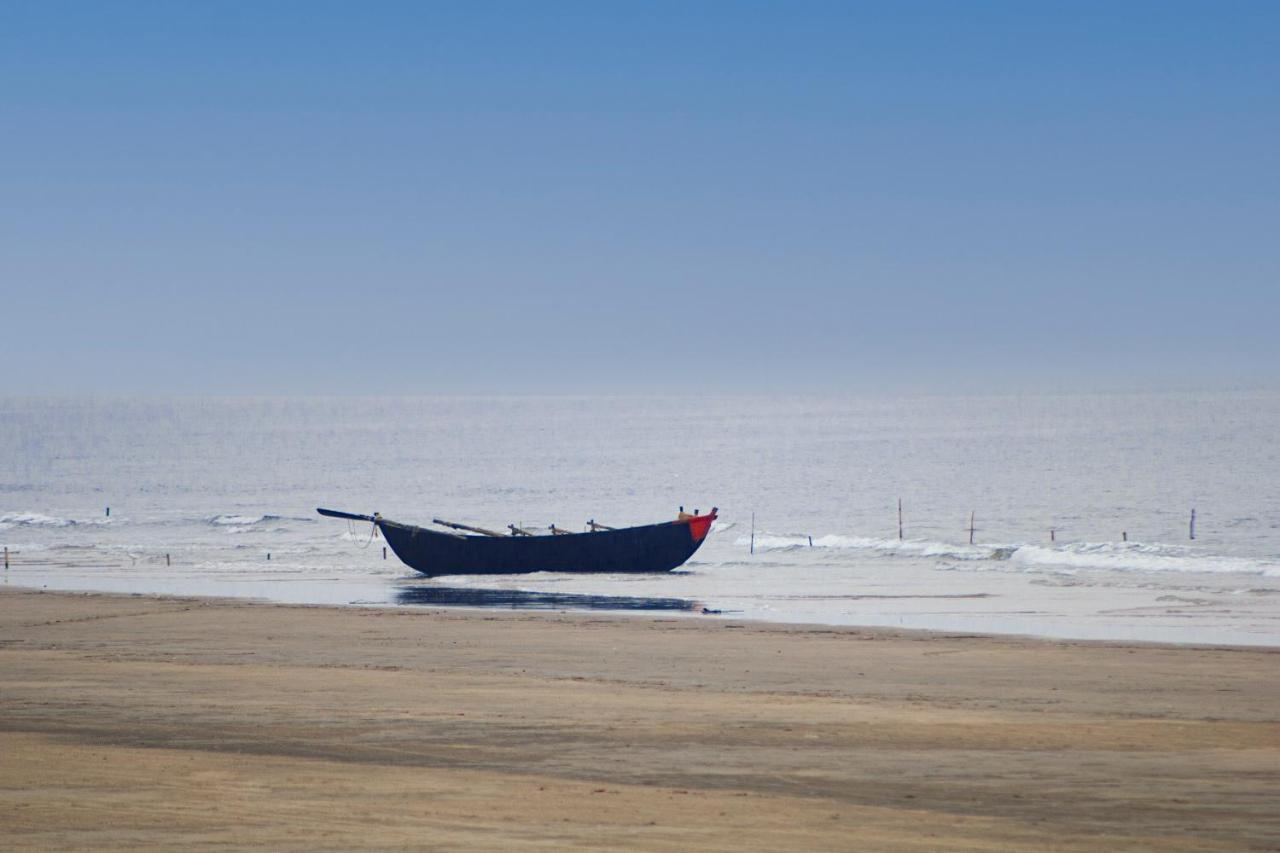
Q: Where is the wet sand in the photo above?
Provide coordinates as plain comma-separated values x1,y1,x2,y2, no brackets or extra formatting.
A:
1,588,1277,850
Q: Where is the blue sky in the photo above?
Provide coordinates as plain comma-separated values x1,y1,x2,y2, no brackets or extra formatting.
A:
2,1,1276,393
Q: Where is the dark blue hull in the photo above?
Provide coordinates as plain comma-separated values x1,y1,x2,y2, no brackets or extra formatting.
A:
377,514,714,577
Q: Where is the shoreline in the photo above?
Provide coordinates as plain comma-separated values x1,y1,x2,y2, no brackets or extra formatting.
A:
3,587,1278,849
5,574,1279,651
6,581,1280,652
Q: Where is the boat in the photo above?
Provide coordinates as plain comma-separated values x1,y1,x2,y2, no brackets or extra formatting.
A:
317,506,718,577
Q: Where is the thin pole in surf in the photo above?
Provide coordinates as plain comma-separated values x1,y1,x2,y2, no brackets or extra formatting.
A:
1190,508,1196,540
750,511,755,556
968,511,976,545
3,547,7,569
898,498,904,540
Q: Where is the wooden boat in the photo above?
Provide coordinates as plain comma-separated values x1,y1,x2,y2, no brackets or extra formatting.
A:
317,507,717,577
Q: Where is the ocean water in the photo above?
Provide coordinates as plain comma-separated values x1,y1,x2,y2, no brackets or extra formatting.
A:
2,393,1278,646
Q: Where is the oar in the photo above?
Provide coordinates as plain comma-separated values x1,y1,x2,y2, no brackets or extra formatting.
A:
433,518,507,538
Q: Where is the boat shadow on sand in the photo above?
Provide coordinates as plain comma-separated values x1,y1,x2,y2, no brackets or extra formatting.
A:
394,584,716,614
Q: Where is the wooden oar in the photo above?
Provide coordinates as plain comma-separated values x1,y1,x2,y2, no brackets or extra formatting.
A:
433,518,507,538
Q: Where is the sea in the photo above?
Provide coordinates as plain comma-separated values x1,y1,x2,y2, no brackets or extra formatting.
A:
2,393,1278,646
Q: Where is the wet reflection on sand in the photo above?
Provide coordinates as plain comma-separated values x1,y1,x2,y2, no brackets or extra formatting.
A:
395,584,710,613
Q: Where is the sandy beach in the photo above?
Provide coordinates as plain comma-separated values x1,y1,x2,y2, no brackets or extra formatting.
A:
1,587,1277,850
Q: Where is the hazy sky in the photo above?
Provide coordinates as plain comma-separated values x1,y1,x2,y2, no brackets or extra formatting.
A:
2,1,1276,394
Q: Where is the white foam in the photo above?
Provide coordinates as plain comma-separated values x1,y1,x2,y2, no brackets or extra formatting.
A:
0,512,110,529
1012,542,1280,577
209,514,274,526
735,533,999,561
733,532,1280,577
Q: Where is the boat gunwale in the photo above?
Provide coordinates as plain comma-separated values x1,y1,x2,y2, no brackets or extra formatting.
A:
377,512,716,542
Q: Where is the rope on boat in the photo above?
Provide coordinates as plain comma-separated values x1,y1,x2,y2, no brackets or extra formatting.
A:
347,518,378,549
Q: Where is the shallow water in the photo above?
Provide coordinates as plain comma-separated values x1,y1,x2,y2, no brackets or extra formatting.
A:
2,393,1278,645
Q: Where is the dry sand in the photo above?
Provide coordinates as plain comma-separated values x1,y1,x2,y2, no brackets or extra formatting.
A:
1,587,1277,850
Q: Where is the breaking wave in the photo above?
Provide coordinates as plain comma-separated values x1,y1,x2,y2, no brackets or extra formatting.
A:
209,514,282,527
735,534,1004,561
1011,542,1280,576
0,511,111,529
733,533,1279,577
